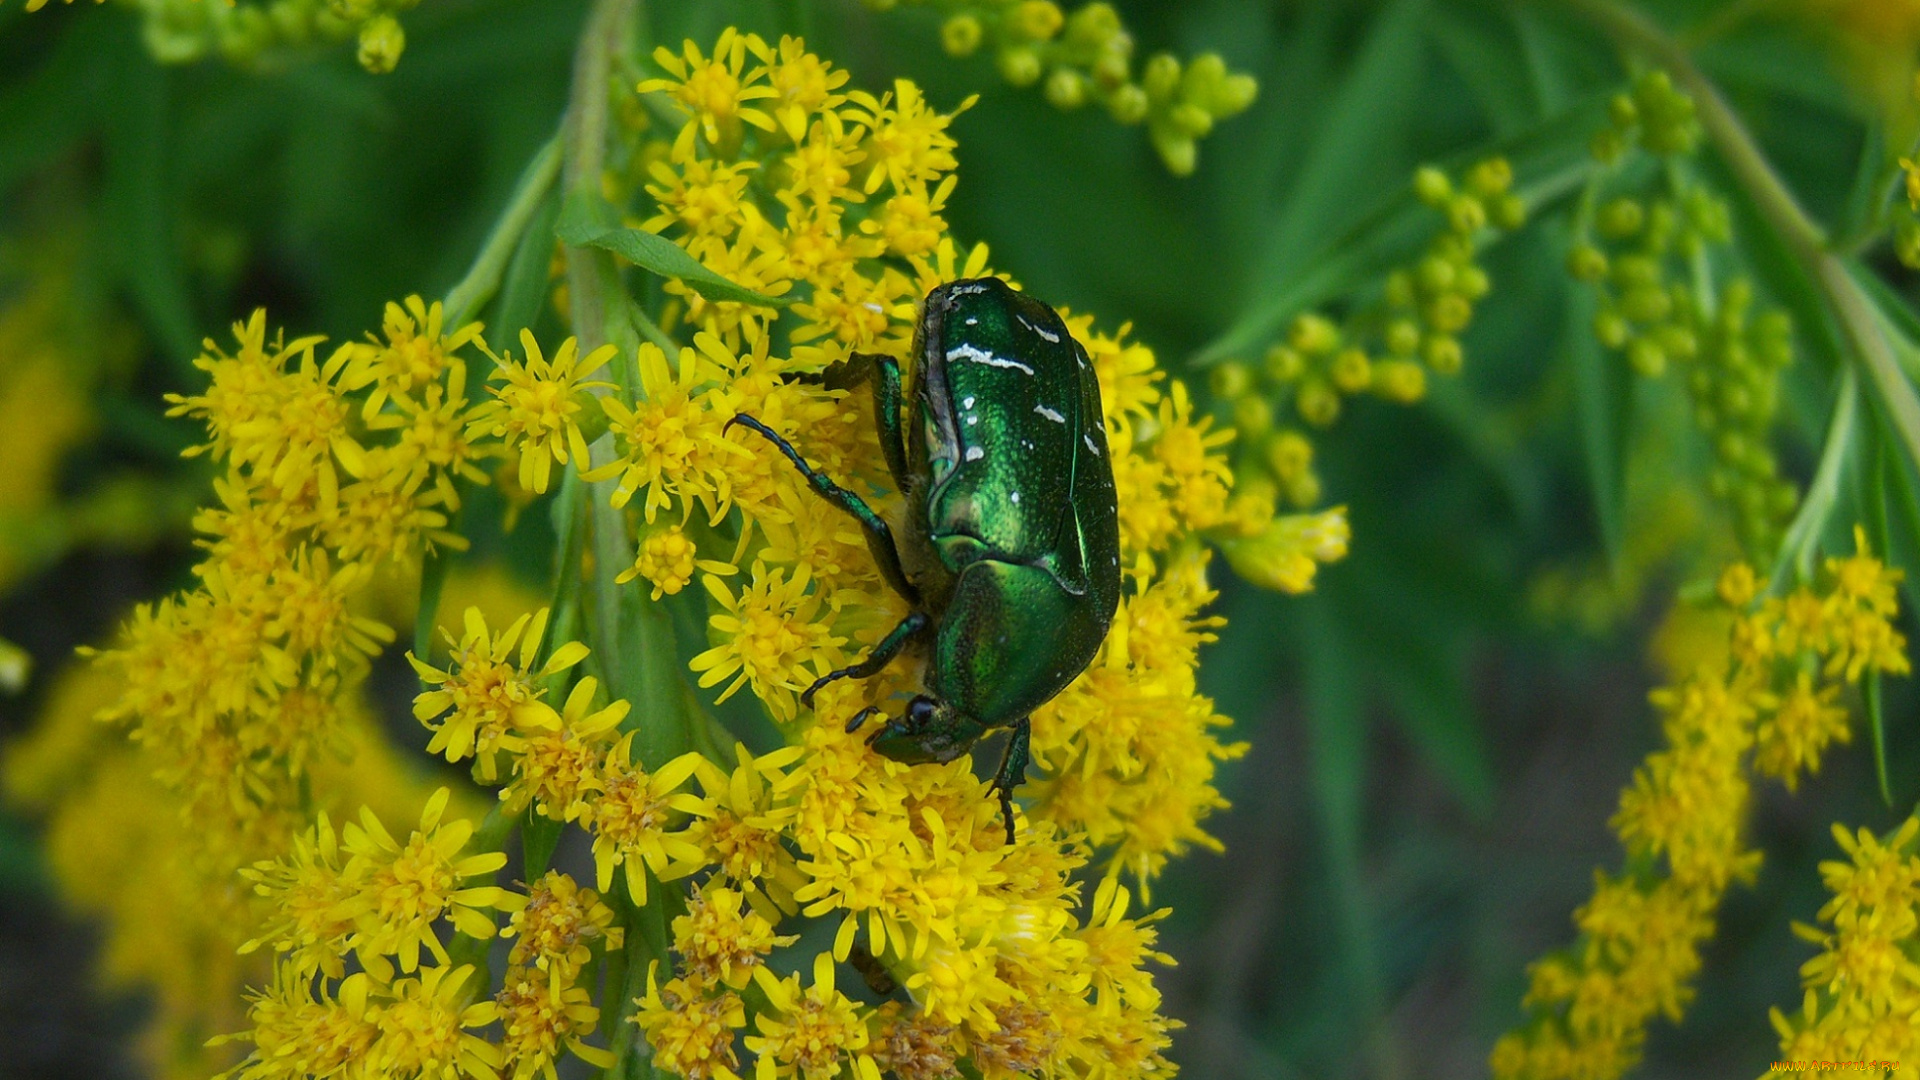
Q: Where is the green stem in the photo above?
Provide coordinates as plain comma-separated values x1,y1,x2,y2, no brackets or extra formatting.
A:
442,135,563,329
1563,0,1920,501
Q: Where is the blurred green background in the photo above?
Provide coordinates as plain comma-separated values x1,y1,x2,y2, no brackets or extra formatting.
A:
2,0,1915,1076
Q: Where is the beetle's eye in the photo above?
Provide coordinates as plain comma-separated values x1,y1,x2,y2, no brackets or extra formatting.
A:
908,696,938,723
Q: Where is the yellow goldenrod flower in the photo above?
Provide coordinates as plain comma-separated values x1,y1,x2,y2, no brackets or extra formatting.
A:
746,952,882,1080
504,871,623,978
494,964,611,1080
343,295,485,419
167,310,356,516
1768,818,1920,1068
689,562,844,721
409,607,586,779
1497,540,1913,1079
339,787,514,976
501,676,629,821
366,963,504,1080
1214,506,1351,594
213,967,380,1080
238,811,358,979
633,966,748,1080
583,736,708,904
673,883,799,990
585,340,742,523
679,743,808,916
465,330,614,495
641,28,780,158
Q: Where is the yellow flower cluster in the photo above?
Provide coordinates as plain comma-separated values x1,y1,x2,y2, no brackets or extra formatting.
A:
1767,817,1920,1076
31,29,1335,1080
5,297,507,1078
1492,531,1911,1080
220,791,632,1080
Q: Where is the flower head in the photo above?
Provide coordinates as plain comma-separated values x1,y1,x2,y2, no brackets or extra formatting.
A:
465,330,613,494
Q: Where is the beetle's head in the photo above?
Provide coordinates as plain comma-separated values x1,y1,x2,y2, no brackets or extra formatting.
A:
867,694,985,765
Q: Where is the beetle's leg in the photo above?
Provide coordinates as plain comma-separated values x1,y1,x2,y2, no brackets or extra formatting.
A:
844,706,883,735
832,353,911,497
802,611,931,710
785,353,910,495
991,717,1032,845
724,414,922,606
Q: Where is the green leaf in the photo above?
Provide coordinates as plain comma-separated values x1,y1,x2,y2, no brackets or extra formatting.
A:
1249,0,1428,292
1298,595,1389,1056
413,538,455,660
1858,413,1895,806
1562,271,1631,572
521,811,563,879
1868,667,1890,807
101,31,196,372
555,191,790,309
490,186,562,356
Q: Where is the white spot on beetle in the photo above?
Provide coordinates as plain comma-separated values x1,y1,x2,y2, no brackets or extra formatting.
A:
1033,403,1066,424
947,343,1034,375
962,396,975,408
1017,315,1061,343
951,282,990,296
1010,491,1021,504
1083,433,1103,456
965,317,978,326
966,415,978,426
965,446,985,462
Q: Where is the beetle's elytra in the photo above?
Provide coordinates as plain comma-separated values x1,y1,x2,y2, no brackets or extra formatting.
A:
726,277,1121,842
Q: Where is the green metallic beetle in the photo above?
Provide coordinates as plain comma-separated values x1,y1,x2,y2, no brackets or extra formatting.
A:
726,276,1121,841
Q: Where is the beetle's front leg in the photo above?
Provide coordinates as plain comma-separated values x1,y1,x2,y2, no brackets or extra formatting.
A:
991,717,1031,845
783,353,910,500
802,610,931,710
724,413,922,607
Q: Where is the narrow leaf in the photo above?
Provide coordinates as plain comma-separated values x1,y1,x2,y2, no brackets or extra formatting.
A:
490,187,562,356
521,811,562,879
1562,274,1630,571
556,191,789,308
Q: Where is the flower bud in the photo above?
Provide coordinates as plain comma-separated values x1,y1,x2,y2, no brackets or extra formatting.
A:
998,47,1044,88
1466,158,1513,198
1233,394,1274,436
1011,0,1066,41
1045,68,1088,109
1412,166,1452,208
1331,348,1372,393
1264,429,1313,481
1288,312,1339,355
1374,359,1427,403
1423,334,1463,375
1295,379,1341,427
1106,83,1149,124
1263,344,1304,382
1210,361,1254,401
1143,53,1182,100
1567,245,1609,282
1447,194,1487,234
357,14,405,74
941,14,983,57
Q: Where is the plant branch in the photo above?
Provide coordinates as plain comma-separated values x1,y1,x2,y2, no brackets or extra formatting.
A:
1564,0,1920,526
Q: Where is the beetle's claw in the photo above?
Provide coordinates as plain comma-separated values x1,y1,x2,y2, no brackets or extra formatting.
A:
844,706,881,735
